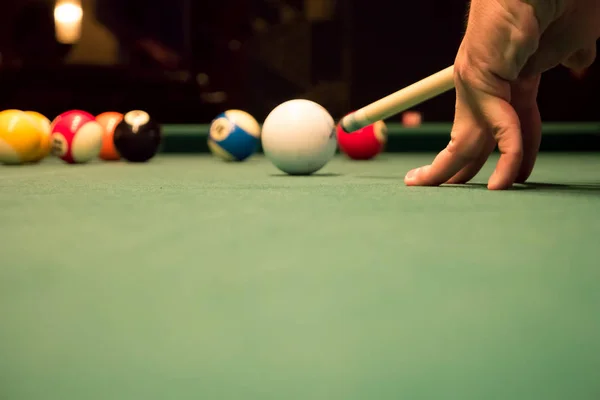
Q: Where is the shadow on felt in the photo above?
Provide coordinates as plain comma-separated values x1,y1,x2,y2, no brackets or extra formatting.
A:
519,182,600,193
357,176,600,194
270,173,343,177
450,182,600,194
357,175,403,180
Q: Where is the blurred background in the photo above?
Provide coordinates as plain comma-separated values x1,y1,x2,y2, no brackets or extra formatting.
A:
0,0,597,124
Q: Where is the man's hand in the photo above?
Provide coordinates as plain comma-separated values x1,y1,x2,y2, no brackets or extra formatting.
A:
404,0,600,190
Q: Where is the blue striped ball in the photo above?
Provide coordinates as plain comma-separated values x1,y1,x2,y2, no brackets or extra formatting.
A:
207,110,261,161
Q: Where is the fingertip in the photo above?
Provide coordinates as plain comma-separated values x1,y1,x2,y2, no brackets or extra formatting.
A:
487,170,516,190
487,179,511,190
487,148,524,190
404,166,434,186
404,167,421,185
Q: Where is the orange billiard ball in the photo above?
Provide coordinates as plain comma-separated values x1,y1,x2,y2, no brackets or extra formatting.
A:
96,111,123,161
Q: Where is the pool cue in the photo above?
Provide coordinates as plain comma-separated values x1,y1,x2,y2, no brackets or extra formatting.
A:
340,65,455,133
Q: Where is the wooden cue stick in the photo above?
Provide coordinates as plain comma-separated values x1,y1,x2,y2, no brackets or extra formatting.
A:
340,65,455,133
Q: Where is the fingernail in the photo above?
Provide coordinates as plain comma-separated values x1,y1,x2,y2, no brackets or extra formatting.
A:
405,167,419,181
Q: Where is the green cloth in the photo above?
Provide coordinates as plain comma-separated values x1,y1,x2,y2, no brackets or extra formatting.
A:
160,123,600,154
1,154,600,399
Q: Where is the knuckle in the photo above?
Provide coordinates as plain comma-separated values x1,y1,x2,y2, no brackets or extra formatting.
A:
454,59,474,84
446,131,487,160
454,59,486,92
494,125,524,156
563,47,597,70
508,28,539,67
499,4,541,74
454,56,505,98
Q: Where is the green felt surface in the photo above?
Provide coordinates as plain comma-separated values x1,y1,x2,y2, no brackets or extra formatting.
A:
163,122,600,136
160,122,600,153
1,154,600,399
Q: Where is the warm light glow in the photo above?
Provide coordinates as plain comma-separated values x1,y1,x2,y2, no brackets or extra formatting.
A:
54,3,83,23
54,1,83,44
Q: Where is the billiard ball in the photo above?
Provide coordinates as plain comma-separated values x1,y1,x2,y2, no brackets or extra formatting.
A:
208,109,260,161
402,110,422,127
23,111,52,163
261,99,337,175
50,110,104,164
96,111,123,161
337,120,387,160
0,109,43,165
113,110,161,162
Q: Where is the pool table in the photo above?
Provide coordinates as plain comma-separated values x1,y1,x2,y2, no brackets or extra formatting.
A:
1,123,600,400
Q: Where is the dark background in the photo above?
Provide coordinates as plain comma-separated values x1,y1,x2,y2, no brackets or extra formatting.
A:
0,0,597,124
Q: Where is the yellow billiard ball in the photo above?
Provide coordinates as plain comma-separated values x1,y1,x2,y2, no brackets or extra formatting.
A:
0,109,42,165
23,111,52,163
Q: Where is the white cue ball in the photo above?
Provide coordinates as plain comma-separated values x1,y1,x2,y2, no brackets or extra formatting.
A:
261,99,337,175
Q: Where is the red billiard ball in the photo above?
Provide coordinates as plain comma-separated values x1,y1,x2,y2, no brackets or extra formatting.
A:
113,110,162,162
50,110,104,164
337,120,387,160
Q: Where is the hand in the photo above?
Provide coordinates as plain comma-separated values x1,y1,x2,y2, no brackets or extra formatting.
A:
404,0,600,190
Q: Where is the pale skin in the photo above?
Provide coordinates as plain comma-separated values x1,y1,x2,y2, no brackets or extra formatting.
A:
404,0,600,190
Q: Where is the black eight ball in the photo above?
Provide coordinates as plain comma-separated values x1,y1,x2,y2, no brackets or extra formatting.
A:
113,110,162,162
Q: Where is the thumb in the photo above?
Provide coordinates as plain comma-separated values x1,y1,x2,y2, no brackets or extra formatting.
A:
561,44,597,72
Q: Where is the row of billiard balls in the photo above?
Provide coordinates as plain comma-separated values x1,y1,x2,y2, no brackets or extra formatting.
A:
52,109,161,164
0,109,161,165
207,100,389,175
1,102,390,170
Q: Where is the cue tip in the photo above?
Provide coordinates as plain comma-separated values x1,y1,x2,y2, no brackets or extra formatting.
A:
338,112,362,134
